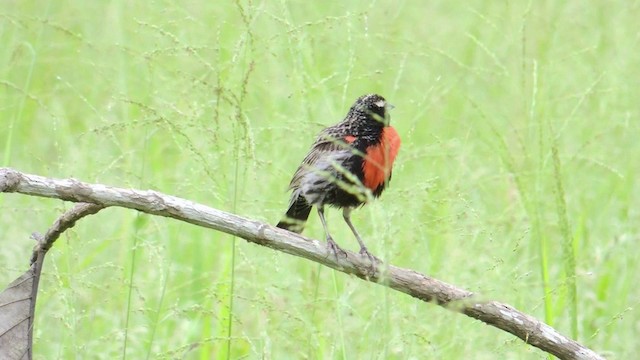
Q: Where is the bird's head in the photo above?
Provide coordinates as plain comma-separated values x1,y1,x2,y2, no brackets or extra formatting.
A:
350,93,393,127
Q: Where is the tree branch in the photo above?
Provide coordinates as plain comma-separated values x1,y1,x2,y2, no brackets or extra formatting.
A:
30,203,105,264
28,203,105,357
0,203,104,360
0,167,603,360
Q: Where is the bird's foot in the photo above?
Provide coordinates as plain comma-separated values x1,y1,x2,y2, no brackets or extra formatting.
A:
326,238,348,260
359,247,381,267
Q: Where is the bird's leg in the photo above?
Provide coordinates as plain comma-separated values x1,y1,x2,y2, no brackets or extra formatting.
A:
343,208,379,264
318,206,347,259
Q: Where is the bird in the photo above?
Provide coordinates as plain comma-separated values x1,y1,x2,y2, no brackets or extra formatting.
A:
276,93,401,262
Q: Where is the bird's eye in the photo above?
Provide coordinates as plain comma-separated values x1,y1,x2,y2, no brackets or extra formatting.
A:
374,100,386,108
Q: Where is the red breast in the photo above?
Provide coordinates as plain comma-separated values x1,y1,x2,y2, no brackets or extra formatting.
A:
361,127,401,191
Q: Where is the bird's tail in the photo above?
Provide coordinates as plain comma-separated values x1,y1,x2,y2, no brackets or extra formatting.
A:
276,194,312,233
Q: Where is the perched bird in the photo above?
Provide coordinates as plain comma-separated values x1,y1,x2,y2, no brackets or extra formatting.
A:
276,94,401,261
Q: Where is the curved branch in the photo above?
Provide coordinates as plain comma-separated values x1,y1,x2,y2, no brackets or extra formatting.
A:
0,202,104,360
0,167,603,360
30,203,105,264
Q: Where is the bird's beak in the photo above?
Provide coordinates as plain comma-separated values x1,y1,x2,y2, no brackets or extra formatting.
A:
384,103,394,125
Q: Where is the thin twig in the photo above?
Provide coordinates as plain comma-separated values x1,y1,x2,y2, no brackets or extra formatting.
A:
30,203,105,264
19,203,104,360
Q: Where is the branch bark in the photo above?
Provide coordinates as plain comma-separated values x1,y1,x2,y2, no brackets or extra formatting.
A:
0,167,603,360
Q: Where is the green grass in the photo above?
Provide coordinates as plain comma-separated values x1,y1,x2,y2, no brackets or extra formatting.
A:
1,1,639,358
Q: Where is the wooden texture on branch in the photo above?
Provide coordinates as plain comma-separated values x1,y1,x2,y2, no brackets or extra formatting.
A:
0,167,603,360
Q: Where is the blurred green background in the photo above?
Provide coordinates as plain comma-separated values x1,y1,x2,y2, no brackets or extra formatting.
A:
1,1,638,358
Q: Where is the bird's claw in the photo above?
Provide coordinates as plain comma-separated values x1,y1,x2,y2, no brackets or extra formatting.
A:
326,238,348,260
359,247,381,265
